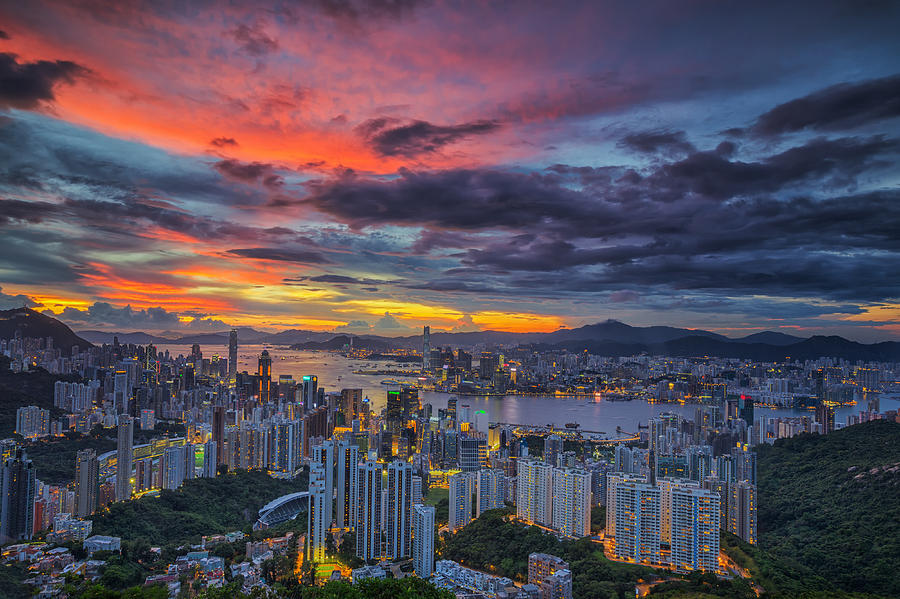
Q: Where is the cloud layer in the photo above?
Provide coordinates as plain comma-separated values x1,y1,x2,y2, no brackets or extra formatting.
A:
0,1,898,340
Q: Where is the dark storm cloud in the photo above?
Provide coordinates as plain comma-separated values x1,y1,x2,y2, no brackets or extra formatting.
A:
463,190,900,267
304,135,896,235
642,136,896,201
498,249,900,303
753,74,900,135
306,274,387,285
227,23,279,56
295,0,426,23
402,280,496,293
0,53,89,109
55,197,297,244
299,127,900,303
0,30,9,40
214,159,283,188
356,118,501,157
619,129,695,156
0,198,57,224
0,229,82,286
226,248,331,264
410,229,475,253
210,136,238,147
461,235,606,271
303,168,587,230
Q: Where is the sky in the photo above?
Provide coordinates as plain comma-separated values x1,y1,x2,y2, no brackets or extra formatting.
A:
0,0,898,341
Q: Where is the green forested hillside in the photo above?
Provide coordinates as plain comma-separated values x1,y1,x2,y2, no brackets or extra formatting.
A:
758,420,900,597
90,469,307,545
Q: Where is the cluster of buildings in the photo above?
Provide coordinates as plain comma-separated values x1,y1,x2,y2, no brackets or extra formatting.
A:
431,553,572,599
0,534,122,596
2,324,899,596
600,413,759,572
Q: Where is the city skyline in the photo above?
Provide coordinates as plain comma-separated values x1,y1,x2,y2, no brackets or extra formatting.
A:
1,1,899,342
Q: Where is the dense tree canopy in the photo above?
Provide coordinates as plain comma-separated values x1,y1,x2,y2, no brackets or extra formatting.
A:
757,420,900,597
91,469,307,545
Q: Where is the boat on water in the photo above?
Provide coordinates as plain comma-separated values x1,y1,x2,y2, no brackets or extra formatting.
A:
565,422,579,428
381,379,401,385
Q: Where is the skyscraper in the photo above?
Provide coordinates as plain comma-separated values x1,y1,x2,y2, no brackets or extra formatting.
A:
400,387,420,420
458,435,488,472
412,504,435,577
312,440,335,529
476,468,506,516
517,459,554,527
551,468,591,539
162,445,192,490
228,329,238,378
356,460,383,561
74,449,99,517
543,434,563,467
212,406,225,467
614,482,661,565
307,463,328,563
448,471,473,532
201,439,218,478
670,486,720,572
340,388,363,425
116,415,133,502
113,369,128,414
386,389,402,433
728,481,757,545
0,449,36,542
336,440,359,531
422,326,431,371
815,401,835,433
385,460,413,559
732,445,757,485
272,419,301,477
303,375,318,409
605,473,642,536
257,350,272,404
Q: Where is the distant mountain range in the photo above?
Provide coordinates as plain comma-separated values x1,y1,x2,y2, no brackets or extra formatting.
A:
0,308,93,353
75,320,753,348
1,310,896,362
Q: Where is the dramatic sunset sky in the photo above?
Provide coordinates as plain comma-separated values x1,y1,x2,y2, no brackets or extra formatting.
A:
0,1,898,339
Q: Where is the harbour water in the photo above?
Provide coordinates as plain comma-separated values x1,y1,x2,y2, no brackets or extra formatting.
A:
158,344,900,436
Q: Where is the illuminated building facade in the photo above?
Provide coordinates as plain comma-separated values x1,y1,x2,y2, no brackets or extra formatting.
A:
517,459,553,527
448,471,473,532
670,486,720,572
257,350,272,404
115,415,133,502
614,482,660,564
336,440,359,531
356,460,383,561
551,468,591,539
0,449,36,542
413,504,435,577
74,449,99,517
385,460,412,559
307,463,328,562
728,480,757,545
228,329,237,378
476,468,506,516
